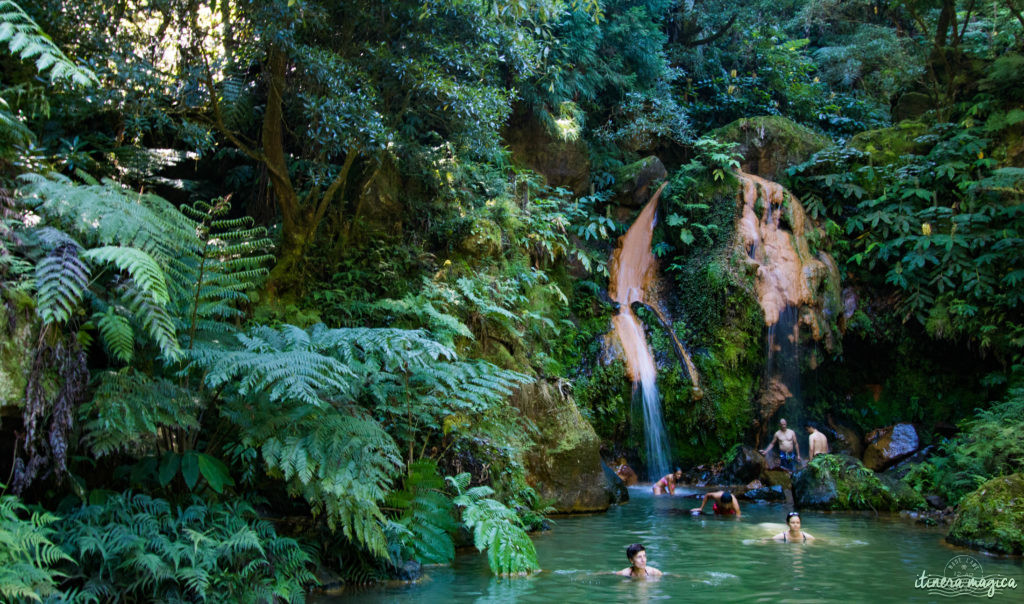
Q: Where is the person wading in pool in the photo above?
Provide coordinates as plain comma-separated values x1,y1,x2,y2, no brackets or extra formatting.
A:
652,468,683,495
773,511,815,542
615,543,663,577
761,418,802,472
689,490,741,516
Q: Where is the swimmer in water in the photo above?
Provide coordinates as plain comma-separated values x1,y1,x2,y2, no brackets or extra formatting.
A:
615,543,663,577
690,490,741,516
773,511,815,543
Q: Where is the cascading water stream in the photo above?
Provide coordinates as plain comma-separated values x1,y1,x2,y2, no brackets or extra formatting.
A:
608,183,671,480
736,169,831,447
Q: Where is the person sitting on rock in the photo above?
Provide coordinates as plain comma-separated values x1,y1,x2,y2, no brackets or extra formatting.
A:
761,418,802,472
773,511,814,542
615,543,663,577
807,423,829,460
652,468,683,495
615,458,639,486
690,490,741,516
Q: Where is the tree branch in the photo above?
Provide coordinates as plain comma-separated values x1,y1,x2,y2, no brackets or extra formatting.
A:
686,14,737,47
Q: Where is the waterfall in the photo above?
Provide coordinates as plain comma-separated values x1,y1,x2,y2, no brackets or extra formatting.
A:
608,184,671,480
737,170,825,448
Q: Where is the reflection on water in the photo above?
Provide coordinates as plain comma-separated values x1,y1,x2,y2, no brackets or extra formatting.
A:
321,486,1023,603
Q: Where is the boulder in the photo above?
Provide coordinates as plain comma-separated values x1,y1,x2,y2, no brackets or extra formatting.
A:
793,453,899,511
612,156,668,209
761,469,792,491
848,121,930,167
863,423,920,471
721,445,765,485
744,484,786,502
459,217,503,258
511,380,613,513
947,474,1024,555
793,459,839,508
825,416,863,459
396,560,422,581
504,111,590,196
892,92,932,122
601,460,630,504
709,116,830,182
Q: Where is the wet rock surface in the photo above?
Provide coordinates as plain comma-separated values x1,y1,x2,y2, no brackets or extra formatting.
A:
863,423,920,471
743,484,786,502
722,445,765,485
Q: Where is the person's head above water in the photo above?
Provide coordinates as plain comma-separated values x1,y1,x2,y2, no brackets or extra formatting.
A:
673,467,683,479
721,492,733,504
779,418,788,429
786,511,801,530
626,543,646,563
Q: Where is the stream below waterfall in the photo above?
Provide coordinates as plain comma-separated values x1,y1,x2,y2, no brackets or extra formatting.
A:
320,486,1023,602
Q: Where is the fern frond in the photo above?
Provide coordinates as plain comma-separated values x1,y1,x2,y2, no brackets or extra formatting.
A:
95,307,134,363
84,246,170,304
35,242,87,325
0,0,97,86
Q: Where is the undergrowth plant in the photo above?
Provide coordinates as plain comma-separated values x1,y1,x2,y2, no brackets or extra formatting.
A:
54,493,314,602
0,488,69,602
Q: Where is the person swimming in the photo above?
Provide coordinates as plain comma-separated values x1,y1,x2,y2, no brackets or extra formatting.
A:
615,543,663,577
690,490,741,516
773,511,814,542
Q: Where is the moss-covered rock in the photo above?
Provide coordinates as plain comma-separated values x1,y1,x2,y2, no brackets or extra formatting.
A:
947,474,1024,555
612,156,668,209
511,380,613,513
709,116,830,182
1,291,36,412
793,453,901,511
848,120,929,166
761,469,793,491
504,110,590,195
459,217,503,258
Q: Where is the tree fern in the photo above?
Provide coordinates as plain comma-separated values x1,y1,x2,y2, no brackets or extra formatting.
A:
79,370,200,457
34,240,88,325
225,399,401,558
386,459,457,565
83,246,170,305
0,0,96,86
449,475,539,576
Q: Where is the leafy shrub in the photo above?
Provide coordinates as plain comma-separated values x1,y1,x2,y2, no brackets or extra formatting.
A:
907,386,1024,506
54,493,315,602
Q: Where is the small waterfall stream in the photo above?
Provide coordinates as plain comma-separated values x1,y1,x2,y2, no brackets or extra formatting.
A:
607,184,671,480
736,170,830,446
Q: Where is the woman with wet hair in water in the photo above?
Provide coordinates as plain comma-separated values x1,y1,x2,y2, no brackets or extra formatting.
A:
773,511,815,542
615,543,663,577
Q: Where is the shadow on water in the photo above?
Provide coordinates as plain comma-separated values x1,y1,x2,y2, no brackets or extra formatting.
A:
319,487,1023,603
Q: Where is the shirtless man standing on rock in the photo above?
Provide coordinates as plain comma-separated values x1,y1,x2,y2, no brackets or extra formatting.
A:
761,418,801,472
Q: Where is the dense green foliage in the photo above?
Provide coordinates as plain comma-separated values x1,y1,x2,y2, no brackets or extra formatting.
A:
907,386,1024,506
4,0,1024,591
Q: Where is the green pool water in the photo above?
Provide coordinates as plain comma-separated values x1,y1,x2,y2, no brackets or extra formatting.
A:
324,486,1023,602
